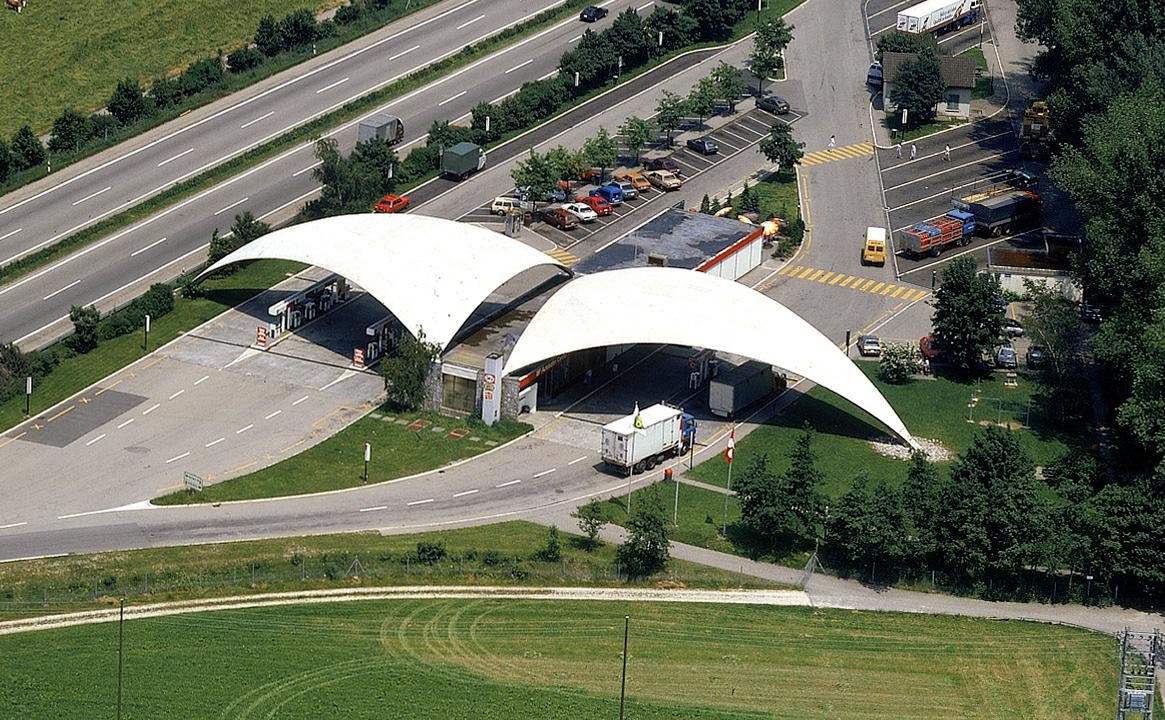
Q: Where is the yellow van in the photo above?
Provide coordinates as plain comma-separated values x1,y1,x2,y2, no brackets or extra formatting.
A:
862,226,887,265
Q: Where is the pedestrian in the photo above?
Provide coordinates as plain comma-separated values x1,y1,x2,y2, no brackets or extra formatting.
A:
944,143,951,161
923,357,931,376
584,368,593,386
909,143,917,160
828,134,836,150
894,142,902,159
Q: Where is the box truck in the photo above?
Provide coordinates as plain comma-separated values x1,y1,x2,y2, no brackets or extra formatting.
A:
440,142,487,180
358,114,405,145
896,0,981,35
952,188,1042,237
709,361,775,418
601,403,697,474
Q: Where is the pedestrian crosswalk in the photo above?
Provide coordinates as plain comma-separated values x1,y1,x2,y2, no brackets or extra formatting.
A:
773,263,929,301
800,142,874,167
545,248,579,266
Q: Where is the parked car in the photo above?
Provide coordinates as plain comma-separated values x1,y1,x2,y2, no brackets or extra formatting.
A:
756,95,790,115
996,345,1018,369
1003,317,1025,337
1026,345,1045,369
645,156,683,174
1081,302,1103,323
561,202,598,223
613,172,651,192
577,194,613,215
575,166,604,182
373,194,410,213
579,5,608,22
857,335,881,357
1001,168,1039,189
686,136,719,155
644,169,682,191
491,196,525,215
590,183,624,205
919,335,939,361
611,180,639,200
539,207,579,230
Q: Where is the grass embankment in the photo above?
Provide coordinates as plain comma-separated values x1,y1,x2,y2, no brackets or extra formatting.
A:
0,597,1113,718
0,522,777,616
154,410,533,504
0,260,303,433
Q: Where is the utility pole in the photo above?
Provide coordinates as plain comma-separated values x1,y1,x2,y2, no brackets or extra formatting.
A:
619,615,630,720
116,598,125,720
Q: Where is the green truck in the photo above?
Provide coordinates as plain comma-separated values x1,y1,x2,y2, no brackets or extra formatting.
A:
440,142,487,180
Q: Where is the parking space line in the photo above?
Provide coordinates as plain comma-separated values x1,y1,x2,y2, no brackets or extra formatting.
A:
94,379,122,396
719,128,754,144
46,405,74,423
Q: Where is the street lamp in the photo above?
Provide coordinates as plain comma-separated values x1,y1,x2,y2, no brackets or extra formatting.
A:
1085,574,1093,603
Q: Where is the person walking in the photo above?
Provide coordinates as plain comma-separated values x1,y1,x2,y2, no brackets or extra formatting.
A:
944,143,951,161
909,143,917,160
828,134,836,150
894,142,902,159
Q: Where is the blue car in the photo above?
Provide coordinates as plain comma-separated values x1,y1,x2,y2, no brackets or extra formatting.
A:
589,183,624,206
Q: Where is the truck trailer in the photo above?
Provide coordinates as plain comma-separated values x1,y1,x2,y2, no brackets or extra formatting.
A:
900,209,975,258
601,403,697,475
358,114,405,145
709,361,775,418
896,0,981,35
952,189,1042,237
440,142,487,180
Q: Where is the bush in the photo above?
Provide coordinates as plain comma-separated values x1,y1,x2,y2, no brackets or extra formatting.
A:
67,305,101,354
97,283,175,341
335,3,364,25
10,126,45,170
414,541,447,565
280,9,318,49
255,15,283,57
227,47,263,74
533,526,562,562
86,114,119,143
107,78,150,126
879,342,921,384
49,109,92,154
149,77,185,109
181,58,225,97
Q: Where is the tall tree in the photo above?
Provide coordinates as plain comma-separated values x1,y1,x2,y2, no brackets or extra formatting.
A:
750,18,794,96
107,77,149,126
899,451,943,566
711,62,747,113
618,116,656,163
606,8,652,67
680,0,746,41
49,109,90,154
511,149,558,205
350,137,399,194
889,50,946,127
930,256,1003,372
380,330,441,411
617,485,670,578
759,120,804,171
255,14,283,57
305,138,378,218
827,478,908,579
735,425,825,553
654,91,687,147
559,30,613,91
582,127,618,181
875,31,940,61
0,138,12,183
645,6,699,54
572,499,608,550
9,126,45,170
686,77,719,126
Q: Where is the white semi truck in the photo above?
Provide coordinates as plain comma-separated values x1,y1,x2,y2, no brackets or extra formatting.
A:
601,403,697,475
896,0,981,35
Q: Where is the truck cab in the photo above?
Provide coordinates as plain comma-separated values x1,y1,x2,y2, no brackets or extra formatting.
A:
862,226,887,265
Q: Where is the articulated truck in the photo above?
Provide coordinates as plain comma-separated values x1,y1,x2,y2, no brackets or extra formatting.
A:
601,403,696,475
897,0,981,35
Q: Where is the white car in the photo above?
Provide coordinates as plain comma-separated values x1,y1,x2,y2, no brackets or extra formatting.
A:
561,202,599,223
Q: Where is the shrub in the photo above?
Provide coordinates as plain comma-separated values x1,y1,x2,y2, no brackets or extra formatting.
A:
181,58,225,97
335,3,364,25
414,541,446,565
107,78,149,126
279,10,318,49
227,47,263,74
86,114,119,143
149,77,185,109
67,305,101,354
255,15,283,57
879,342,921,384
0,138,11,182
49,109,92,154
10,126,45,170
533,526,562,562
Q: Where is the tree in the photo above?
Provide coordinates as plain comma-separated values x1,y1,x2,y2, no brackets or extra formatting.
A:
875,31,939,61
559,30,613,91
750,18,794,96
681,0,746,41
618,116,655,163
10,126,45,170
710,62,747,113
739,181,760,213
350,137,399,194
759,120,804,171
380,329,441,410
654,91,687,147
645,7,698,54
49,109,90,154
878,342,920,384
230,211,270,246
930,256,1002,372
617,485,670,578
304,138,379,218
606,8,652,67
108,77,149,126
735,426,824,553
1117,310,1165,471
582,127,618,180
207,228,232,265
67,305,101,354
511,149,558,206
181,57,225,96
0,138,12,183
899,451,943,566
149,77,184,109
572,499,608,550
535,526,562,562
779,425,827,548
255,14,283,57
228,47,263,73
889,50,946,127
826,478,907,579
279,9,317,49
699,194,712,214
686,77,719,126
1022,279,1082,412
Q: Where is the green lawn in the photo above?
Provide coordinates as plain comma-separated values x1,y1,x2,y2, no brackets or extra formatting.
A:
603,481,743,555
154,411,533,504
0,260,303,433
959,48,994,100
0,598,1113,719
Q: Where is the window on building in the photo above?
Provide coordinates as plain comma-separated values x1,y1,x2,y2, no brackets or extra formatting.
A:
946,93,959,112
442,373,476,415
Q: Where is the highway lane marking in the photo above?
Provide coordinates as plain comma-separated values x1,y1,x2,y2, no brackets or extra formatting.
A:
205,437,225,448
0,227,22,241
129,236,167,257
438,90,467,106
389,44,420,61
636,1,654,10
292,395,310,406
117,418,135,429
236,424,254,434
194,375,209,385
0,432,27,449
489,87,521,104
157,147,195,167
168,389,185,400
505,58,533,74
452,489,479,498
0,522,27,530
85,433,106,447
496,479,521,488
533,468,557,478
407,498,435,506
292,161,322,177
239,111,275,129
455,13,484,30
94,378,122,395
569,34,581,43
71,186,112,206
359,505,388,512
315,76,350,94
142,403,160,415
165,451,190,464
264,410,282,420
46,405,74,423
568,455,588,465
42,279,80,300
213,196,250,216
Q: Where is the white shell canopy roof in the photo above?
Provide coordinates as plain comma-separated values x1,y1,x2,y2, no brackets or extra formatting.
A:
195,213,568,349
503,267,919,448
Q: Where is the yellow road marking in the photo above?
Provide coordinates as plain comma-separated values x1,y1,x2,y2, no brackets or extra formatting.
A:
880,284,895,295
142,357,162,370
79,397,91,404
808,269,824,282
778,264,794,276
31,423,44,431
859,279,875,291
891,286,906,298
94,379,123,396
46,405,75,423
870,282,886,294
156,484,183,493
797,267,816,279
0,431,27,450
818,271,834,283
840,276,855,288
280,439,306,454
829,274,844,285
224,461,258,476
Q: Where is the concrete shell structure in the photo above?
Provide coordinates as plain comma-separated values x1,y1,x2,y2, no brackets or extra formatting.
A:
195,214,569,349
503,267,919,448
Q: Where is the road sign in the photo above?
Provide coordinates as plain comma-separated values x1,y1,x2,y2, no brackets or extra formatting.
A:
353,347,365,367
183,472,204,492
256,326,268,346
482,372,495,384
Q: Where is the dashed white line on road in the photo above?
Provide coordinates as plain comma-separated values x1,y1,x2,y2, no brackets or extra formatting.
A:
43,279,80,301
438,90,467,106
236,424,254,434
533,468,557,478
359,505,388,513
569,34,581,43
194,375,209,385
292,395,310,406
71,186,112,206
205,437,225,448
168,389,185,400
239,111,274,129
568,455,588,465
213,197,250,216
117,418,135,429
407,498,435,506
165,452,190,464
496,479,521,488
264,410,281,420
389,44,420,60
129,236,167,257
0,228,22,241
142,403,160,415
537,70,556,81
157,147,194,167
0,521,27,530
315,76,350,94
292,161,322,177
85,433,106,447
452,489,479,498
456,13,484,30
637,1,654,11
505,58,533,74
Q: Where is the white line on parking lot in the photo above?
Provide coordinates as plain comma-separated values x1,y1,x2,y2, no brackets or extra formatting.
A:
496,479,521,488
505,58,533,74
129,237,167,257
205,437,225,448
165,452,190,464
71,186,112,206
455,13,484,30
568,455,587,465
264,410,281,420
239,111,274,129
407,498,435,506
142,403,160,415
157,148,194,167
194,375,209,385
117,418,134,429
359,505,387,513
236,424,253,434
315,76,350,94
0,227,22,241
213,197,250,216
42,279,80,301
292,161,322,178
389,44,420,61
168,389,184,400
438,90,467,106
292,395,310,406
533,468,557,478
452,489,479,498
85,433,106,447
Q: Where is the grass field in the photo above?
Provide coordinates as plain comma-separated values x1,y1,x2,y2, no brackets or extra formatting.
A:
0,598,1114,718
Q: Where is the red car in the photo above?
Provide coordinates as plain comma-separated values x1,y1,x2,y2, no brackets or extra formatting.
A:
920,335,939,361
373,194,410,213
575,166,603,183
577,194,613,216
539,207,579,230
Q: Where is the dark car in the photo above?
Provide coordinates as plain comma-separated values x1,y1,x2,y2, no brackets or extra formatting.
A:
645,156,682,174
539,207,579,230
1026,345,1045,368
1081,302,1103,323
686,137,719,155
1002,168,1039,189
756,95,790,115
579,5,608,22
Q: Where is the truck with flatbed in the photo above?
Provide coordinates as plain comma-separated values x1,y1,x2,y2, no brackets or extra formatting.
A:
440,141,487,180
952,188,1042,237
900,209,975,258
601,403,697,474
709,361,775,418
896,0,981,35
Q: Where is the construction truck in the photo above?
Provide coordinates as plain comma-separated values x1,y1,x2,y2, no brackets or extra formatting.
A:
601,403,696,475
1020,101,1052,160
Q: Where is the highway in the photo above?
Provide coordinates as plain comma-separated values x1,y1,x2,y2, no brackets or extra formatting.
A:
0,0,656,349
